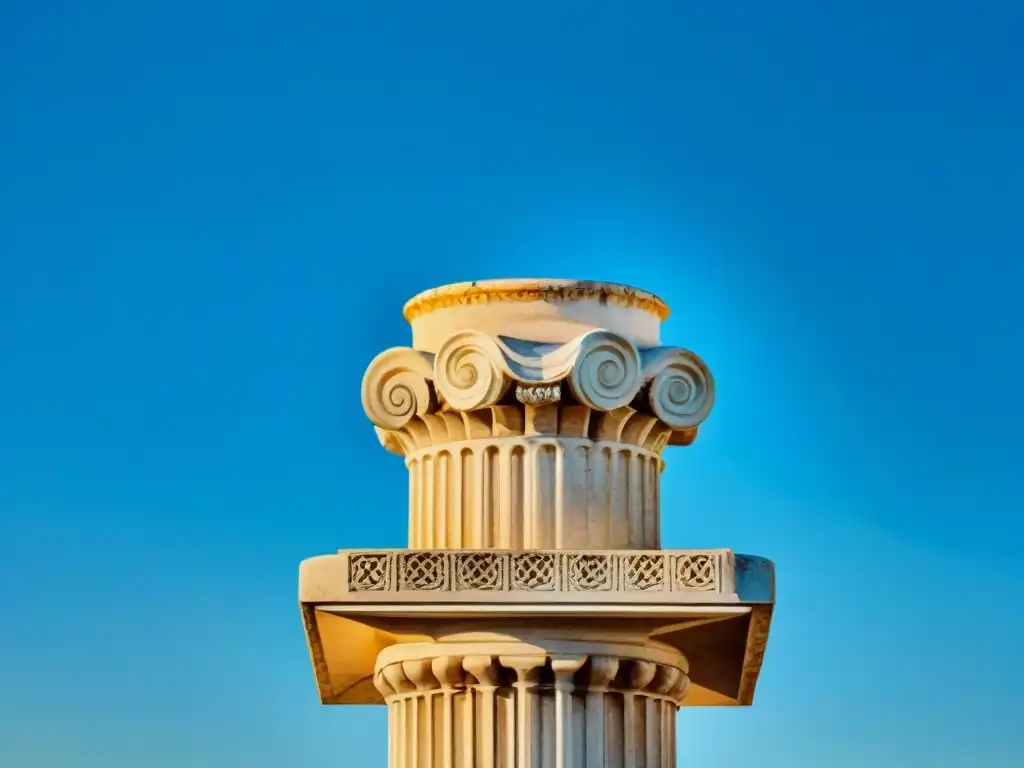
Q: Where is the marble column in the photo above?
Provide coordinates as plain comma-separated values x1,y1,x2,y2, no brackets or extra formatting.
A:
298,279,776,768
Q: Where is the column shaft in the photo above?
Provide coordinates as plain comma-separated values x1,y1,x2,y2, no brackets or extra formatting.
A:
406,438,663,550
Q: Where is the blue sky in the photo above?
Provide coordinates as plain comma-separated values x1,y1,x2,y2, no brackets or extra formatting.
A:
1,1,1022,765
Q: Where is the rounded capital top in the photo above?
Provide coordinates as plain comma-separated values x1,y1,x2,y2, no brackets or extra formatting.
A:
402,278,669,352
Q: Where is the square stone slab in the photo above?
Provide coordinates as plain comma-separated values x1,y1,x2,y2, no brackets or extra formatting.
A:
299,549,774,707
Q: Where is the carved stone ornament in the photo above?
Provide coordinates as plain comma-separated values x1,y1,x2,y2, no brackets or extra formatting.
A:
343,549,734,596
361,329,714,443
641,347,716,429
515,383,561,406
360,347,435,430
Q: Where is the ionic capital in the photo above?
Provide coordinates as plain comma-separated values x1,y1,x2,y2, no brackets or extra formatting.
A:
361,329,713,454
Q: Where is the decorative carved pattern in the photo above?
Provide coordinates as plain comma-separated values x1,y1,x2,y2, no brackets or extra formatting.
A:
455,553,504,591
349,553,393,591
515,383,561,406
567,331,643,411
399,552,448,591
432,328,648,414
641,347,714,430
361,347,436,430
433,330,511,411
567,554,614,591
344,550,734,596
511,553,558,590
365,333,718,455
675,553,715,591
624,554,665,591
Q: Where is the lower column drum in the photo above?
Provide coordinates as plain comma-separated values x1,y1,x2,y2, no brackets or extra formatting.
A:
374,642,689,768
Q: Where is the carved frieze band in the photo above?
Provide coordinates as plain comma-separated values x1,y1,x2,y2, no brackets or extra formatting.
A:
346,549,735,596
361,329,714,435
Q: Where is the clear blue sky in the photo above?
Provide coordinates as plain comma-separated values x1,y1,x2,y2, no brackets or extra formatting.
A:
2,1,1021,766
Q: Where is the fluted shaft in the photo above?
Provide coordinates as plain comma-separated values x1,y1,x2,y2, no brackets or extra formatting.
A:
406,437,662,550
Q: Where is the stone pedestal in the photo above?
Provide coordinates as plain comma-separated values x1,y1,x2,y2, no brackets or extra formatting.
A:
299,279,775,767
